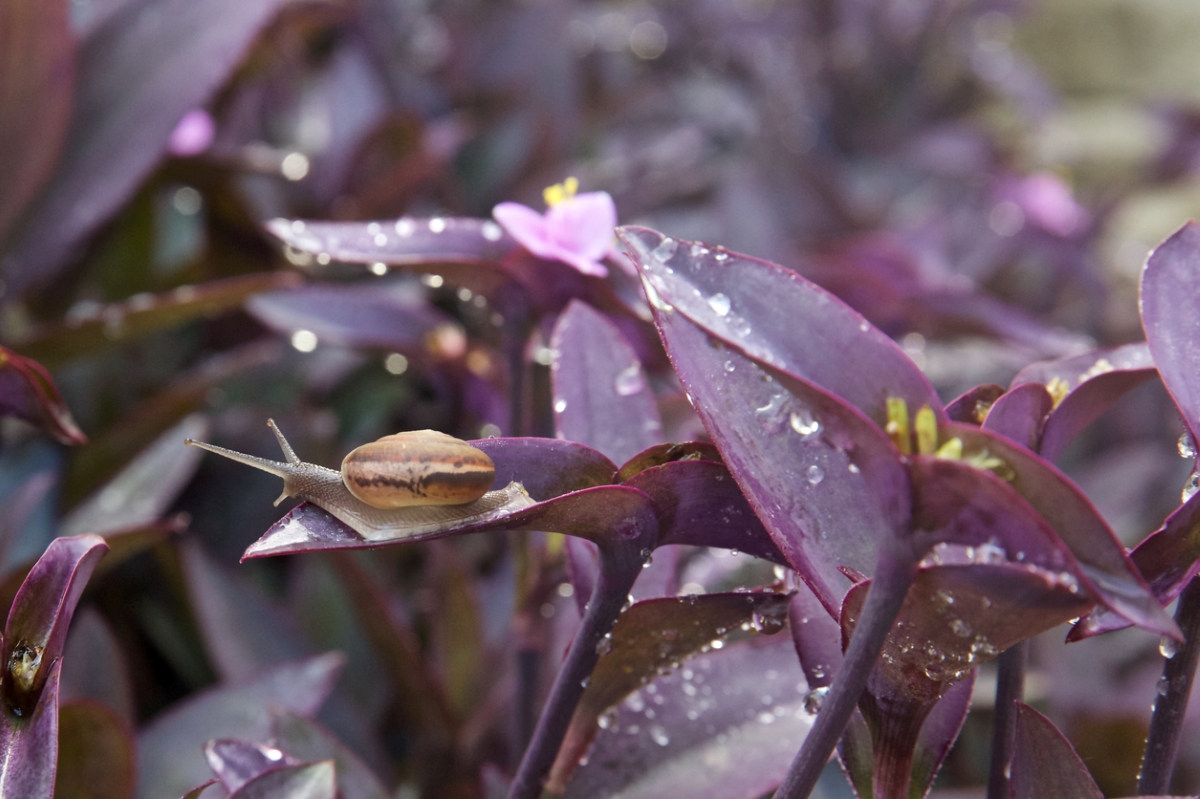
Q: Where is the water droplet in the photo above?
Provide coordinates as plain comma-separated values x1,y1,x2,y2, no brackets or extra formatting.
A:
649,725,670,746
373,232,388,246
652,238,677,261
598,709,617,729
714,251,729,261
690,243,708,258
974,540,1007,564
950,619,972,637
554,398,568,413
429,218,447,233
1179,432,1197,459
596,633,614,655
1185,471,1200,503
723,360,735,373
615,363,645,396
707,292,731,317
710,639,724,650
789,410,820,438
395,218,415,236
806,465,825,485
624,691,645,712
848,464,861,474
804,687,829,715
1157,676,1171,696
482,221,503,241
581,676,590,688
1160,636,1179,659
757,712,775,725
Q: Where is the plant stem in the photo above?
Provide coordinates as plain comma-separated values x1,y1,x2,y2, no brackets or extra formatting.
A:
986,640,1028,799
774,544,917,799
507,542,645,799
1138,575,1200,795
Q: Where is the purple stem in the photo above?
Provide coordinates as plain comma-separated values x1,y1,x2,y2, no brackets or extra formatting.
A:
986,640,1028,799
775,540,918,799
507,541,646,799
1138,575,1200,795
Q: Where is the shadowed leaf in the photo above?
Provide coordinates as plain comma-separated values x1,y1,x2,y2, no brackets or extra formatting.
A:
943,384,1004,425
55,700,135,799
226,760,336,799
61,609,135,726
270,711,389,799
205,738,300,791
0,346,86,444
1141,222,1200,436
982,382,1051,452
614,442,720,483
1010,703,1103,799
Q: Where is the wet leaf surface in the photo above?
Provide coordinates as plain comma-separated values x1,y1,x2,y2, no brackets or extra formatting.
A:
205,738,301,791
269,711,389,799
225,760,336,799
1141,222,1200,436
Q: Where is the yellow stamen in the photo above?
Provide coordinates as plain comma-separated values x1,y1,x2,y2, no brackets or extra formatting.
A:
935,438,963,460
1045,377,1069,409
543,177,579,207
915,406,938,456
886,397,911,455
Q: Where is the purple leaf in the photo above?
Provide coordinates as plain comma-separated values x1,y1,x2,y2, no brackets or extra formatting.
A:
550,300,663,466
943,384,1005,425
179,780,218,799
226,760,336,799
909,675,975,799
61,608,135,726
2,534,108,715
242,484,656,559
1,0,295,295
136,654,344,799
982,382,1051,452
788,585,842,690
1010,343,1157,461
623,460,787,565
0,472,55,572
269,711,389,799
55,699,135,799
245,282,455,353
1010,703,1103,799
1141,222,1200,437
548,592,793,790
205,738,300,791
473,437,617,500
563,636,812,799
618,226,942,428
0,0,73,244
0,346,86,444
0,661,61,799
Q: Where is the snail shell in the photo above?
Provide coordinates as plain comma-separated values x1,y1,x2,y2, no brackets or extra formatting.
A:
341,431,495,509
185,420,532,542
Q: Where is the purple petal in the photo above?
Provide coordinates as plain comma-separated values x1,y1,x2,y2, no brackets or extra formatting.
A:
551,301,663,465
493,202,551,255
205,739,300,791
0,346,86,444
548,591,793,790
1011,343,1157,461
0,661,61,799
3,0,295,296
56,700,136,799
618,226,943,428
982,383,1052,452
1011,703,1103,799
562,636,812,798
630,277,910,613
246,282,454,353
136,654,344,799
1141,222,1200,438
945,423,1178,637
944,384,1005,425
226,760,337,799
0,0,73,244
2,534,108,715
270,711,389,799
242,484,656,558
623,460,787,565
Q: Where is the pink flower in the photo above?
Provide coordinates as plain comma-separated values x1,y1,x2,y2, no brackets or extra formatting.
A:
493,178,618,277
1004,172,1090,237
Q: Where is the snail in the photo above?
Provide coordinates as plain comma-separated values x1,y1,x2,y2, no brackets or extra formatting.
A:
185,420,533,542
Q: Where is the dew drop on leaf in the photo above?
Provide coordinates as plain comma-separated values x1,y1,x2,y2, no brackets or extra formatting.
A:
806,465,824,485
652,237,678,261
1160,636,1178,659
706,292,731,317
1184,471,1200,503
1179,432,1197,459
614,363,645,396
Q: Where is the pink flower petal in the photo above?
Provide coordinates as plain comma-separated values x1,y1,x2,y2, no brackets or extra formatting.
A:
168,109,215,157
493,202,553,255
546,191,617,260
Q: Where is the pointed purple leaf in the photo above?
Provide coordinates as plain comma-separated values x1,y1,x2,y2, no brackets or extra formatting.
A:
242,484,656,558
2,0,295,295
630,287,910,613
1011,343,1157,461
56,699,135,799
944,384,1005,425
563,636,813,799
1011,703,1103,799
0,346,86,444
205,739,301,792
0,661,61,799
548,591,793,790
618,226,943,428
270,711,389,799
226,760,336,799
982,383,1051,452
944,423,1178,637
550,300,663,466
788,585,842,690
909,674,974,799
473,437,617,500
1142,223,1200,438
2,534,108,715
179,780,218,799
245,282,455,353
623,460,787,565
136,654,344,799
0,0,73,243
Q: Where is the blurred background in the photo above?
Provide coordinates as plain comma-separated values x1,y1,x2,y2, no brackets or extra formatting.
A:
3,0,1200,795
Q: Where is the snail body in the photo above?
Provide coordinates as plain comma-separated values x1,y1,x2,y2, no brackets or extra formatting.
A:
186,421,532,542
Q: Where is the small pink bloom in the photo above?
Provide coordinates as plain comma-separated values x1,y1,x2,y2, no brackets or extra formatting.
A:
168,109,215,157
493,187,618,278
1006,172,1090,237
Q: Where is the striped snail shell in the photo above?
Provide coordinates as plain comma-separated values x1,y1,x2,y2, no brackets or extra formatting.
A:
185,420,532,542
341,430,496,509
